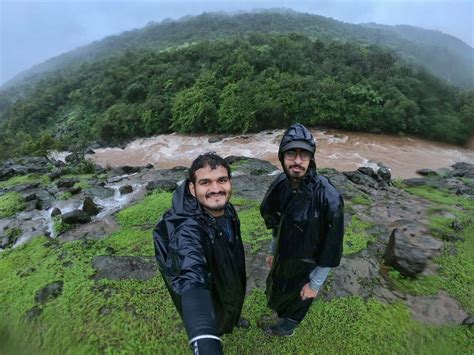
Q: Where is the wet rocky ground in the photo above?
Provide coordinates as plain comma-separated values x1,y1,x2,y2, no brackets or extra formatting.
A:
1,155,473,327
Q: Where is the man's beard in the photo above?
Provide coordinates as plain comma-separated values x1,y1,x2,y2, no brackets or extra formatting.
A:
284,163,307,181
204,191,229,212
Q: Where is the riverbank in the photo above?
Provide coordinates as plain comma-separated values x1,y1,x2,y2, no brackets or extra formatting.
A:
85,129,474,179
0,156,473,353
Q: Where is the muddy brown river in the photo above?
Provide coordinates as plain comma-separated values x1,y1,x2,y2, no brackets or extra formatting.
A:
87,129,474,179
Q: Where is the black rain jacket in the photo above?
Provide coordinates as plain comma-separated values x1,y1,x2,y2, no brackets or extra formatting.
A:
153,181,246,335
260,126,344,319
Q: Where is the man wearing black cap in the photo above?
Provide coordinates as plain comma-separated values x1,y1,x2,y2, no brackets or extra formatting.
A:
260,123,344,336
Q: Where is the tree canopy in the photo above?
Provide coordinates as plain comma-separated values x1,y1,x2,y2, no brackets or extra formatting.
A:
0,33,472,160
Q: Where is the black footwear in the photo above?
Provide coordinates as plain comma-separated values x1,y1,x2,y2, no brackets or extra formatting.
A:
263,318,297,337
236,317,250,329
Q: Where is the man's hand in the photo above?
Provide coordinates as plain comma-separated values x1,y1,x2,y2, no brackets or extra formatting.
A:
265,255,274,268
300,283,318,301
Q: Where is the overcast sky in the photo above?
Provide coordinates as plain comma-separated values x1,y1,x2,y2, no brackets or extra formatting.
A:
1,0,473,85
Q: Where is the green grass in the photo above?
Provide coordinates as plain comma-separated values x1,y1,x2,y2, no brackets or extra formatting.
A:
116,191,173,229
343,216,374,255
390,185,474,314
0,192,26,218
351,194,372,206
405,186,473,211
57,191,73,200
1,189,473,353
232,197,272,253
0,174,50,189
73,180,92,190
225,291,473,354
53,216,73,236
2,237,471,354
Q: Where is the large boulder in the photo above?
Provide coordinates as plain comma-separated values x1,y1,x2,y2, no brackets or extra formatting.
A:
0,167,15,181
451,162,474,178
377,166,392,182
64,153,83,165
51,207,62,217
62,210,91,224
119,185,133,195
225,156,279,176
56,178,79,189
82,197,101,216
416,169,438,177
383,229,443,277
343,171,379,188
146,180,177,192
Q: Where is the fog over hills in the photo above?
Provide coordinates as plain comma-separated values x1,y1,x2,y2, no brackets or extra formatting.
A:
1,9,473,90
1,1,472,86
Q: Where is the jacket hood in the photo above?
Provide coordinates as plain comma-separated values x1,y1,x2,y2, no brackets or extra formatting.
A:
171,179,202,217
278,123,317,170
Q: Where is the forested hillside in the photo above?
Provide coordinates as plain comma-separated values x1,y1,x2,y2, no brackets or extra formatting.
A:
4,10,473,90
0,33,472,161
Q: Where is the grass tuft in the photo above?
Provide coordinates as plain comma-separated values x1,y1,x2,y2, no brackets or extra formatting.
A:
0,192,26,218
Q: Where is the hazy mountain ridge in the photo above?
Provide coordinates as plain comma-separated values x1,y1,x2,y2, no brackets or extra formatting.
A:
4,10,473,90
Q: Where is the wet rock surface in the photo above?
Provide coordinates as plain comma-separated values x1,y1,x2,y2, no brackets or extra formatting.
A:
383,229,443,277
406,292,468,325
62,210,91,224
92,256,157,281
59,215,120,241
119,185,133,195
35,281,64,304
82,197,101,216
146,179,178,192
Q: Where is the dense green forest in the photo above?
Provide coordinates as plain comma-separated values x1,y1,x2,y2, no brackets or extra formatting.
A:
0,32,473,161
5,11,473,90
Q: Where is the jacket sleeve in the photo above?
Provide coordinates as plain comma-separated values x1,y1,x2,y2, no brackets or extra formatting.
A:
167,224,210,295
315,184,345,267
168,226,223,349
260,173,286,230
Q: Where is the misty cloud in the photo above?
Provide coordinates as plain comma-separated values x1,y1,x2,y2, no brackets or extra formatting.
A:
1,0,472,85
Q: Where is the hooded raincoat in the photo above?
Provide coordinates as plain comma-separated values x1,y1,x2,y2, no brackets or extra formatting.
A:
153,181,246,336
260,124,344,321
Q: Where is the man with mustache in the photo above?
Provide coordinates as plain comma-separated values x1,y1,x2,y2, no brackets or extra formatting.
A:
153,152,247,354
260,123,344,336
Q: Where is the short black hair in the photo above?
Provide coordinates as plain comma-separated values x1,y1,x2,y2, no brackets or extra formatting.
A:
188,152,231,183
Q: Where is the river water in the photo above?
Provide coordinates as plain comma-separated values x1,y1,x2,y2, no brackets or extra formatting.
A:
87,129,474,179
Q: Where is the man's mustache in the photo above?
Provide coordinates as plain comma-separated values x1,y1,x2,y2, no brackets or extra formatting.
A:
290,164,305,170
206,191,226,198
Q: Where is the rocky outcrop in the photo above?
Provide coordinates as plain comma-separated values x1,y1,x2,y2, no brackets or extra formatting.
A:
61,210,91,224
56,178,79,189
0,157,51,181
146,180,177,192
225,156,279,176
119,185,133,195
92,256,157,281
323,250,398,302
383,229,443,277
343,166,391,189
82,197,101,216
406,292,468,325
